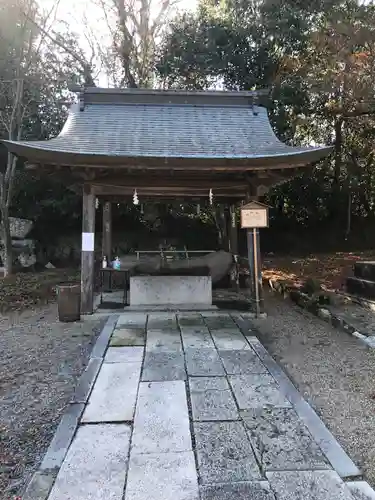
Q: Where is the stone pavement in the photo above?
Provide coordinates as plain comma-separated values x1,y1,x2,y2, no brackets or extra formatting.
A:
28,311,375,500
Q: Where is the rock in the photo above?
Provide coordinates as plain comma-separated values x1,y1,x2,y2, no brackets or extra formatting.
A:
318,308,331,320
167,251,232,284
9,217,33,238
12,239,34,249
121,251,233,285
18,252,36,268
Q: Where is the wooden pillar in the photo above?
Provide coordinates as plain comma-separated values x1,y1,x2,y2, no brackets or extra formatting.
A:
217,205,227,249
229,204,239,289
245,190,264,315
81,184,96,314
101,201,112,293
223,206,231,252
228,204,238,255
102,201,112,260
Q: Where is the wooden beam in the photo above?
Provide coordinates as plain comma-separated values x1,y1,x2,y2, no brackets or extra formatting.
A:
91,185,247,198
90,176,249,189
81,184,96,314
28,161,315,172
96,195,242,205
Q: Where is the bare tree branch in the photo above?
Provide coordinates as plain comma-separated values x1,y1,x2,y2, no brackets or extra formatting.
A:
21,8,94,85
92,0,179,87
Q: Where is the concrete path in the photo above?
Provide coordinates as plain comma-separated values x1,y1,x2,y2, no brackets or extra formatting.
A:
26,312,375,500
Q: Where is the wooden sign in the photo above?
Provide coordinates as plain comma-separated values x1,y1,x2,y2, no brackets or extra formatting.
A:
241,201,269,229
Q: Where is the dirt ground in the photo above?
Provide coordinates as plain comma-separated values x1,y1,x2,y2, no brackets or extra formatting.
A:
0,268,80,313
262,250,375,290
0,303,106,499
1,260,375,496
252,290,375,487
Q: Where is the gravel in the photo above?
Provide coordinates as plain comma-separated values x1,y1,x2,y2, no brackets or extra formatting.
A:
252,290,375,487
2,290,375,496
0,304,107,498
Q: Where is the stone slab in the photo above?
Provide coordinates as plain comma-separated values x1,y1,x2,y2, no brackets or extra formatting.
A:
346,277,375,300
203,313,237,330
189,377,239,421
266,470,356,500
81,362,141,422
131,381,191,454
71,358,102,403
200,481,276,500
201,311,227,316
125,451,199,500
194,421,261,484
219,350,268,374
180,327,215,348
211,329,250,350
130,275,212,305
247,336,361,478
126,304,217,311
116,312,148,328
363,336,375,348
91,315,118,359
354,261,375,281
229,374,292,410
147,313,177,329
146,329,182,352
48,424,131,500
178,314,214,348
142,351,186,381
110,327,145,346
231,314,255,336
185,348,225,376
177,313,206,328
40,403,84,471
347,481,375,500
104,346,144,363
242,407,330,471
23,472,56,500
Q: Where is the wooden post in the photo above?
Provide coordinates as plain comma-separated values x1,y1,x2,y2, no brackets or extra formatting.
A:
81,184,96,314
228,204,238,255
216,205,227,249
228,204,239,289
246,227,263,315
245,191,264,315
101,201,112,293
223,205,231,252
102,201,112,260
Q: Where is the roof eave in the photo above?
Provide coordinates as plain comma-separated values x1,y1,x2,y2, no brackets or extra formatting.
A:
1,141,333,171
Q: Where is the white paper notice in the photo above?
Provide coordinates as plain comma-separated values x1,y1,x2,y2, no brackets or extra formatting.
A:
241,208,268,228
82,232,95,252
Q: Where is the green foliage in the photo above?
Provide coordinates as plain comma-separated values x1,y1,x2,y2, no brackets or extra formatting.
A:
3,0,375,254
156,0,375,248
0,0,87,251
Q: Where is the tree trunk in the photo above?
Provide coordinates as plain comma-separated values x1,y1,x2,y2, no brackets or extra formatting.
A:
1,205,12,276
345,190,352,241
333,117,343,186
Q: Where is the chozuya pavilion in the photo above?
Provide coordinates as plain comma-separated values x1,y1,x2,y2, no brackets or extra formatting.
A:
1,87,332,314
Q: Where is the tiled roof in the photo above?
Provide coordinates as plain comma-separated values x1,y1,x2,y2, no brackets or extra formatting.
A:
2,88,332,168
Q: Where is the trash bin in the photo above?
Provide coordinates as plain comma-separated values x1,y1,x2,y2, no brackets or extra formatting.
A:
56,283,81,322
